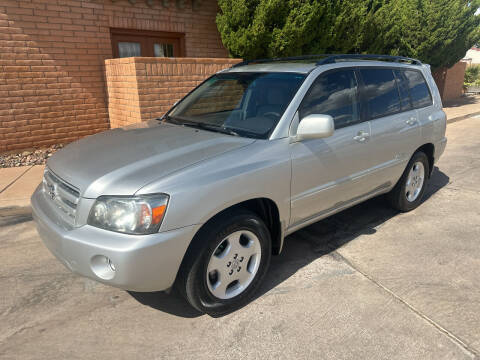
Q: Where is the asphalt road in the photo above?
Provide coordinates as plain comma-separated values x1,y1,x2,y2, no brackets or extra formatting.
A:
1,118,479,359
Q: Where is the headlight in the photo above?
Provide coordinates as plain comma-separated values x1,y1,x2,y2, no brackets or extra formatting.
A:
87,194,169,235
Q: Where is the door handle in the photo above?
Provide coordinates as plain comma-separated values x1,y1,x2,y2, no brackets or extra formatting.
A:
353,131,369,143
406,117,417,126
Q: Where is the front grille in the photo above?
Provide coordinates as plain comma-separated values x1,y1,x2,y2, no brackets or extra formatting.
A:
43,168,80,223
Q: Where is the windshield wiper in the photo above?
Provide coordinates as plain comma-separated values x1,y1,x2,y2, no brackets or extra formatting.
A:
161,115,264,139
180,122,240,137
162,115,240,137
159,114,177,123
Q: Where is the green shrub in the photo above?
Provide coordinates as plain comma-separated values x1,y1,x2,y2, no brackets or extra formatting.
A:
464,65,480,86
216,0,480,70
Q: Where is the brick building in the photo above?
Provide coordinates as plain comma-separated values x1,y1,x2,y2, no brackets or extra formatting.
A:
0,0,232,152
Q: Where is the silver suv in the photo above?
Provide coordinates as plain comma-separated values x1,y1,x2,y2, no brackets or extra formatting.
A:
32,54,447,315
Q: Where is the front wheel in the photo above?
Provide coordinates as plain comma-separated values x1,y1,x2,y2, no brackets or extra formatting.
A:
176,210,271,316
387,151,430,212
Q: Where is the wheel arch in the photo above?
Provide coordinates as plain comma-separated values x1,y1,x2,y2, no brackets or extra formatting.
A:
181,197,283,264
415,143,435,177
173,197,283,294
200,198,283,255
236,198,283,255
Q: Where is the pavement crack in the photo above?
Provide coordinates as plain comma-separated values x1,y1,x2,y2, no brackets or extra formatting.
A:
0,166,33,194
332,250,479,359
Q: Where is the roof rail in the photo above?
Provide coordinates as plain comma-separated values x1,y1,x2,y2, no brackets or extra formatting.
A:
231,53,422,68
232,54,333,67
317,54,422,65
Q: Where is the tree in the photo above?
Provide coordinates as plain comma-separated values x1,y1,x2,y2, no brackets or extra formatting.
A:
216,0,480,69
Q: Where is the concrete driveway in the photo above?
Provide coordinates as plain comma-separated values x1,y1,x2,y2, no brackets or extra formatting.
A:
1,118,479,360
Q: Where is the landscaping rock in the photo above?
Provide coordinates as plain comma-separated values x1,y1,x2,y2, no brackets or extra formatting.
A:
0,144,63,168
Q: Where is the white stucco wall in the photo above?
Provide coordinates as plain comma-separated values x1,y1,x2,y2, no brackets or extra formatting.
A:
464,48,480,64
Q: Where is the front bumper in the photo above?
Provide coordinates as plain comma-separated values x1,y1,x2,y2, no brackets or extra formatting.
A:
31,186,201,292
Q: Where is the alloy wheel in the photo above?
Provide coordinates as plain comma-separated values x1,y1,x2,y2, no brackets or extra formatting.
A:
405,161,425,202
206,230,262,300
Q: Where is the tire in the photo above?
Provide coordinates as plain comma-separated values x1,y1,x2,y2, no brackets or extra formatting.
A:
176,210,271,316
387,151,430,212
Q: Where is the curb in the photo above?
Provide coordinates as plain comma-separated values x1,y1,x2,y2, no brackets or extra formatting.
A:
447,111,480,124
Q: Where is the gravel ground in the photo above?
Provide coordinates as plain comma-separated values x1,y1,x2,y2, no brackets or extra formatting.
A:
0,144,63,168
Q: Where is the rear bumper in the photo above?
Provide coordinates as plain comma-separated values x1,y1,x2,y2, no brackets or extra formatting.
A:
434,137,447,164
31,186,200,292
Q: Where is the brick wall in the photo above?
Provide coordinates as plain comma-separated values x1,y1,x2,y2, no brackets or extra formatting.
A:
432,61,467,102
0,0,228,152
104,59,141,127
105,57,241,128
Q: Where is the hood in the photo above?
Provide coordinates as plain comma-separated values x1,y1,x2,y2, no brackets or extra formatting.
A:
47,121,255,198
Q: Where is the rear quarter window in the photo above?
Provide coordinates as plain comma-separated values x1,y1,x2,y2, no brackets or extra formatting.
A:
404,70,433,108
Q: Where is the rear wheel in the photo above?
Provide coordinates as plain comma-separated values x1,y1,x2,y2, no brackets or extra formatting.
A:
176,210,271,316
387,151,430,212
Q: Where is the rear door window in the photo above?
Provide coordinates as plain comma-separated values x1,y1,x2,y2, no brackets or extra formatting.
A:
359,68,401,119
299,69,360,129
404,70,433,108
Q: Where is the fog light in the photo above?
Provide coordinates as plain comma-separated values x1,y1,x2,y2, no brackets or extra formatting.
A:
91,255,116,280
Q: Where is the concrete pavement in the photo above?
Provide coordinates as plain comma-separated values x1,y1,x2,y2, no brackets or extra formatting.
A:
0,118,479,359
0,165,44,208
444,95,480,123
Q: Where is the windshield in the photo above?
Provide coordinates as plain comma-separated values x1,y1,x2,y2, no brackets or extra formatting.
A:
166,72,306,139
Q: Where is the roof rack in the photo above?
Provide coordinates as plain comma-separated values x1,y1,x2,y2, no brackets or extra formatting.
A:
232,54,332,67
232,53,422,68
316,54,422,65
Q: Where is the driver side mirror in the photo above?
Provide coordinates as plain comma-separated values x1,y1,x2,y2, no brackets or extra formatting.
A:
295,114,334,141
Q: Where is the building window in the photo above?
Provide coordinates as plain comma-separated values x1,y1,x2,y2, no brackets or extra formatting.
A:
110,28,185,58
